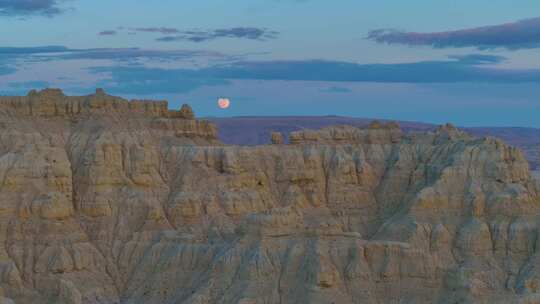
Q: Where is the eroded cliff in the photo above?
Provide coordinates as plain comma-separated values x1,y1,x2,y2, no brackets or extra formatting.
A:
0,89,537,304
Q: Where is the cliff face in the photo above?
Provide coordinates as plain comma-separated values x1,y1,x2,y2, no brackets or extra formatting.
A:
0,90,537,304
208,116,540,172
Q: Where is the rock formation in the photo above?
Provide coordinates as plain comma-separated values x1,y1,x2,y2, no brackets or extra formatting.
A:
207,116,540,173
270,132,284,145
0,89,537,303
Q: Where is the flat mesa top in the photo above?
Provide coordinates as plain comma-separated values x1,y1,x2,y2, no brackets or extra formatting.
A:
0,88,195,120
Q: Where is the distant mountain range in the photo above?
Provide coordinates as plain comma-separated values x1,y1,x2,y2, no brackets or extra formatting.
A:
207,116,540,172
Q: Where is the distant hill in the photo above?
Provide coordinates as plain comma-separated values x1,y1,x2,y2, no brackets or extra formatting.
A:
207,116,540,171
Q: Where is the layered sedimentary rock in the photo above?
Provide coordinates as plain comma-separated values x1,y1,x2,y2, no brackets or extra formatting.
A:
208,116,540,172
0,89,537,304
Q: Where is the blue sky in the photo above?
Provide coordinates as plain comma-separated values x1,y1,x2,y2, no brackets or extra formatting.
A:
1,0,540,127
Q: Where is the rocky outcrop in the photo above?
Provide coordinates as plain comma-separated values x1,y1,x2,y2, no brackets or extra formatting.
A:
270,132,284,145
0,90,537,303
0,89,217,141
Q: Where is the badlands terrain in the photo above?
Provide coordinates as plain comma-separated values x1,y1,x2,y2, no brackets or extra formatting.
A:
0,89,537,303
208,116,540,175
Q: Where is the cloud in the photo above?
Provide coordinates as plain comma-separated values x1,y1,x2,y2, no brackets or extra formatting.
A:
4,45,540,96
98,30,117,36
132,27,180,34
157,27,279,42
0,0,64,17
0,45,228,62
87,66,230,95
210,27,278,41
200,55,526,83
446,54,507,65
53,48,230,63
0,46,70,54
0,46,234,77
368,17,540,50
83,54,540,95
320,86,352,93
96,26,278,43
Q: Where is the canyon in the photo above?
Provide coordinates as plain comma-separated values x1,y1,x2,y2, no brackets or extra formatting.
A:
0,89,537,303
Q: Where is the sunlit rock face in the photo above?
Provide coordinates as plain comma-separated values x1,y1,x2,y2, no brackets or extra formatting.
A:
0,89,537,304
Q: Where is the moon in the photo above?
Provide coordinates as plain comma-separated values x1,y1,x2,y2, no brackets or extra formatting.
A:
218,98,230,109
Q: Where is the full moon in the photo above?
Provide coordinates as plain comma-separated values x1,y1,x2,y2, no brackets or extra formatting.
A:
218,98,230,109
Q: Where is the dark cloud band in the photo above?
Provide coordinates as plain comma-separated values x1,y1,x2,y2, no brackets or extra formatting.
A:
98,30,117,36
0,0,64,17
3,45,540,95
97,26,278,42
0,46,70,54
86,54,540,95
0,46,227,62
132,27,180,34
156,27,279,43
368,17,540,50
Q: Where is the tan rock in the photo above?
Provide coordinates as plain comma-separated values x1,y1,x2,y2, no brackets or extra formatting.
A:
0,91,535,303
270,132,284,144
179,104,195,119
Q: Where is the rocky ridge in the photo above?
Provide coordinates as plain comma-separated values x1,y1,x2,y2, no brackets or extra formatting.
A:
0,89,537,303
208,116,540,171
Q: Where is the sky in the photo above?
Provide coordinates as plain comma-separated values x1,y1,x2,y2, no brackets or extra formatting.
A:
1,0,540,127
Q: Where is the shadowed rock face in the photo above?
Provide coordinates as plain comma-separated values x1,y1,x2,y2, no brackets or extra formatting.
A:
0,89,537,304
